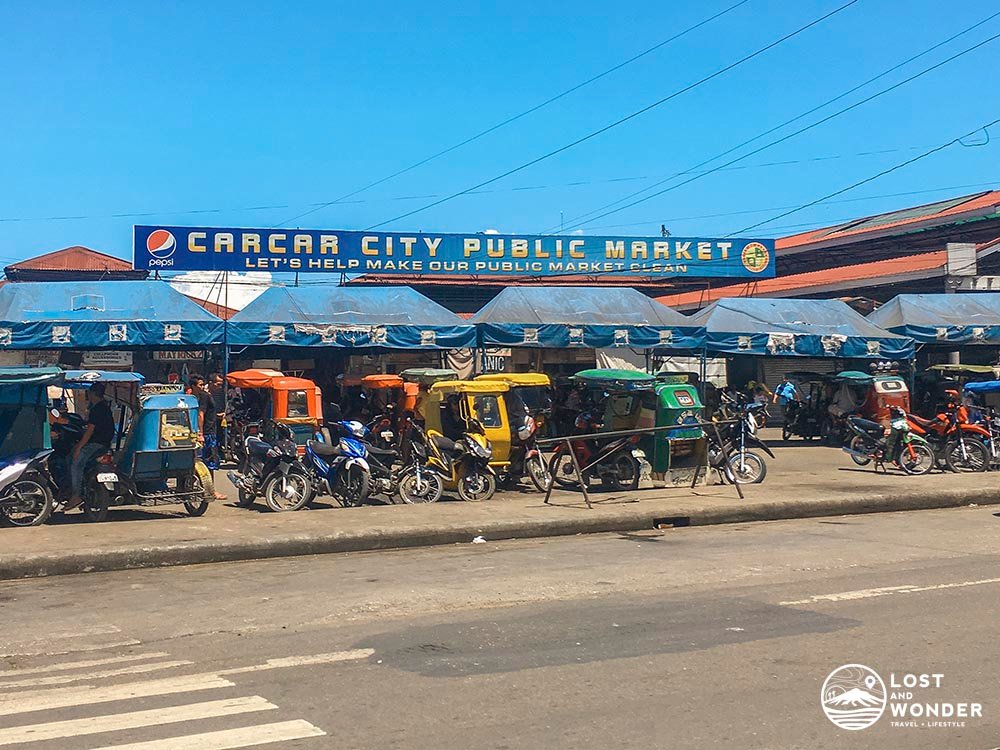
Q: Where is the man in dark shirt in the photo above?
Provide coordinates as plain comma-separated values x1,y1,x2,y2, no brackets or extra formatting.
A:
190,376,225,498
67,383,114,509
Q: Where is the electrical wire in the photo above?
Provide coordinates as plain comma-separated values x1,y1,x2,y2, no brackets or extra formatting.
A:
363,0,861,230
270,0,753,229
550,13,1000,233
729,119,1000,235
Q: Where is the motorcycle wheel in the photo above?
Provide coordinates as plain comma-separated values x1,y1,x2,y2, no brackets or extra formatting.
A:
727,451,767,484
0,473,53,527
550,451,586,490
526,453,553,492
458,470,496,502
602,453,640,492
263,470,313,512
82,482,109,523
849,436,871,466
397,469,443,504
899,442,935,476
334,465,371,507
945,439,989,473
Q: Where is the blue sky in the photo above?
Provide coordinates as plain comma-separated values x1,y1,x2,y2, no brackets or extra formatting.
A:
1,0,999,269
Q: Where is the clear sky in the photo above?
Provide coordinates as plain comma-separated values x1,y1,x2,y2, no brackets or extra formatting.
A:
2,0,999,269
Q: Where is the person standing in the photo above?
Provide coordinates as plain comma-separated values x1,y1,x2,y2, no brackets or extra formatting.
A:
209,372,226,461
66,383,114,510
190,376,226,499
773,375,798,415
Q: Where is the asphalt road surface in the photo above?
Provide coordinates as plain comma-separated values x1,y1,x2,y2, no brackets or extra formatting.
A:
2,506,1000,749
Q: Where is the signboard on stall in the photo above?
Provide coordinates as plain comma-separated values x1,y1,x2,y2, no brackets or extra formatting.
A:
81,351,133,369
134,225,775,279
152,350,204,361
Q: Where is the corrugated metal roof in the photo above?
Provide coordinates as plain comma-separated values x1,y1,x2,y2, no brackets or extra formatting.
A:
5,246,133,272
777,191,1000,251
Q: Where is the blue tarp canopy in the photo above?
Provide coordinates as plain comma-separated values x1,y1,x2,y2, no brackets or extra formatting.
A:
0,281,223,349
869,294,1000,345
228,286,476,349
470,286,704,350
691,298,914,359
963,380,1000,394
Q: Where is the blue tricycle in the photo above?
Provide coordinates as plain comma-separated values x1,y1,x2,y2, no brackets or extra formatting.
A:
55,371,214,521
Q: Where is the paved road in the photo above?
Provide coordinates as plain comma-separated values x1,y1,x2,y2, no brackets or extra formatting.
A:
2,506,999,748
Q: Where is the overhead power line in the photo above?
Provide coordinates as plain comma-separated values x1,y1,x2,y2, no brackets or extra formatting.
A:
362,0,861,230
550,11,1000,233
270,0,752,228
1,144,949,226
729,118,1000,235
576,180,1000,231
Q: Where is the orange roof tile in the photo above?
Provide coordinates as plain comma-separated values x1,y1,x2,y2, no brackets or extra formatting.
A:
657,252,948,310
777,191,1000,252
5,246,133,272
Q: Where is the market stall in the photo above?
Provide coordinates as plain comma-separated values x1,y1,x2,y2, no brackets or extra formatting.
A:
226,285,477,381
690,298,914,404
469,286,704,375
0,280,225,377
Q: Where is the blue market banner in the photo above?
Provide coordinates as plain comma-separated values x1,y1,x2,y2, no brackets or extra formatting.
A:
134,225,775,279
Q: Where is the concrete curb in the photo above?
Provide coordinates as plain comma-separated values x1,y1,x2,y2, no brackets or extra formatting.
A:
0,487,992,580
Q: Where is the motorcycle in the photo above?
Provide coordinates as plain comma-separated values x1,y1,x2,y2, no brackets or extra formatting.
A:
0,450,56,527
550,412,643,492
500,411,552,492
228,421,310,512
410,422,496,502
907,407,989,473
844,411,934,475
303,420,372,507
710,395,773,484
367,429,444,505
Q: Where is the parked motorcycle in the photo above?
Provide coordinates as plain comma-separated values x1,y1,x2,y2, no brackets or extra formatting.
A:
710,395,773,484
500,411,552,492
0,450,56,527
367,432,445,504
549,412,643,492
228,421,309,512
410,422,496,502
907,402,989,473
303,420,372,507
844,409,934,475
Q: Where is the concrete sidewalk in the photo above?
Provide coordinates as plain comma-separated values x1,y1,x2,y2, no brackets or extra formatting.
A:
1,437,995,579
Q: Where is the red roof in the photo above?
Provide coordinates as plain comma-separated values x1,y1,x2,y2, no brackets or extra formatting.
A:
657,252,948,310
659,235,1000,311
777,191,1000,253
5,246,133,273
183,294,238,320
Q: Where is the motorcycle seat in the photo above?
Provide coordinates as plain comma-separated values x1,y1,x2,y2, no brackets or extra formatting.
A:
850,417,885,438
430,434,459,454
246,437,271,457
308,440,341,458
907,414,938,429
368,445,397,458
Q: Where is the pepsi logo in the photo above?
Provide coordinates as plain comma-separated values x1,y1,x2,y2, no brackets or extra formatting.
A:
146,229,176,259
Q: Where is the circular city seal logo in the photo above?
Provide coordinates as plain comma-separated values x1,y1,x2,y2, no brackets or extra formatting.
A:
741,241,770,273
821,664,887,731
146,229,177,259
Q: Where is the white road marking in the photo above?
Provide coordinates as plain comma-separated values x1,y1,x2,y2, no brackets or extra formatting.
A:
0,675,234,716
0,639,142,659
217,649,374,675
0,696,276,746
88,719,325,749
780,577,1000,606
0,659,192,689
0,652,170,677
